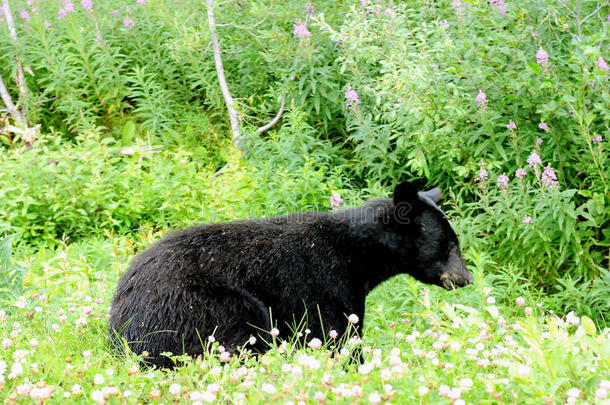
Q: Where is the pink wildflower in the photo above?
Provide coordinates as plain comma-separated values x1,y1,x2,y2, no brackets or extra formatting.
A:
330,192,344,210
536,47,549,66
541,164,559,188
527,151,542,168
490,0,507,15
451,0,465,19
293,21,311,38
20,10,30,21
219,351,231,362
305,2,315,15
111,9,118,15
522,216,532,224
567,388,580,399
63,1,75,13
506,121,517,130
475,166,488,183
438,19,449,29
594,56,609,72
329,329,338,339
348,314,359,324
536,137,543,147
496,174,509,190
592,135,602,144
516,297,525,306
538,122,549,131
475,90,488,107
81,0,93,11
123,17,135,30
136,0,146,5
270,328,279,337
515,168,526,179
308,338,322,349
345,88,360,109
44,20,51,28
524,307,533,315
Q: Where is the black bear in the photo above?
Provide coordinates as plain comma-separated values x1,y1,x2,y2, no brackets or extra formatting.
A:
109,182,473,368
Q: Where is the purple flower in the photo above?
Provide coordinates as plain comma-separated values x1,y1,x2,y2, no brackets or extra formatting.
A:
20,10,30,21
497,174,509,190
63,1,75,13
522,216,533,224
123,17,135,30
345,88,360,109
515,168,527,179
592,135,602,144
536,137,543,147
293,21,311,38
594,56,609,72
490,0,508,15
475,90,488,107
111,9,118,16
451,0,465,19
44,20,52,29
81,0,93,12
536,47,549,66
58,8,67,18
527,151,542,168
438,19,449,29
538,122,549,131
330,192,344,210
305,2,315,16
506,121,517,130
475,166,488,183
136,0,146,5
541,164,559,188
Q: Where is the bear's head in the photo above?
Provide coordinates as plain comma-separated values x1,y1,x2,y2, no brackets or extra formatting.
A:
390,182,473,290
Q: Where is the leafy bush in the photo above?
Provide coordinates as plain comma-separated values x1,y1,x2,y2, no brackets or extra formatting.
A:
312,0,608,290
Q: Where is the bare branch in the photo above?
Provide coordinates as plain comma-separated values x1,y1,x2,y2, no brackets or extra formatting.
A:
581,1,608,24
2,0,28,121
206,0,242,149
255,95,286,135
222,48,244,55
216,19,267,30
213,163,230,177
0,74,24,126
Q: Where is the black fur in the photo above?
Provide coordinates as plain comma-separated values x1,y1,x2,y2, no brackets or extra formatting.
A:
109,183,472,368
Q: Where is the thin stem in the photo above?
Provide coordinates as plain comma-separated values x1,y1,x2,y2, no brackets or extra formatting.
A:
0,74,23,126
2,0,28,121
206,0,242,149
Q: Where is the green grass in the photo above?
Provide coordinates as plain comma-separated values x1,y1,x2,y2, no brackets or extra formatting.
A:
0,167,608,404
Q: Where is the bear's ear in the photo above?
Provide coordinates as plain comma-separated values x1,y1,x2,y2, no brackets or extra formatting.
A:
393,182,419,205
419,187,441,204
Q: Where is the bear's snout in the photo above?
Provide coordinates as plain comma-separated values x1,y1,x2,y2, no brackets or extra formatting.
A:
440,251,473,290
